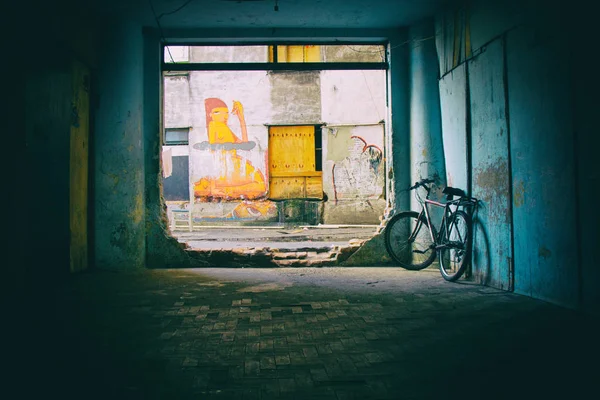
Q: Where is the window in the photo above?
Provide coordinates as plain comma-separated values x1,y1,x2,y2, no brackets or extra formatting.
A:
165,45,269,64
164,128,189,145
162,44,388,70
164,46,189,63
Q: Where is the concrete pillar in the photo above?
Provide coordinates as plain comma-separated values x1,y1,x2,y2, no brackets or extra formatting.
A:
408,19,445,211
387,30,411,214
143,29,193,268
94,20,146,269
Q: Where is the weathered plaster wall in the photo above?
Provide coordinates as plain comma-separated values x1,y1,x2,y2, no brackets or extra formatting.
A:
25,59,72,277
506,21,578,307
322,125,385,224
94,20,146,269
320,70,387,224
408,21,445,218
571,8,600,316
15,2,99,287
387,31,411,215
320,70,387,125
164,74,191,128
270,71,322,124
433,0,594,311
468,39,512,290
144,29,198,268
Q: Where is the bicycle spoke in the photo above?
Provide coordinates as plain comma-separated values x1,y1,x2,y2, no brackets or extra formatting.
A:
384,211,437,270
439,211,471,281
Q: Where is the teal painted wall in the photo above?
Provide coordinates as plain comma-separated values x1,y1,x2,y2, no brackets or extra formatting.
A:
388,30,411,214
468,39,512,290
408,20,446,214
433,0,597,313
571,11,600,316
506,23,578,307
94,20,146,269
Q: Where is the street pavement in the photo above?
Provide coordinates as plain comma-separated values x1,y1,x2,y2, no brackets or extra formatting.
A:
172,226,381,251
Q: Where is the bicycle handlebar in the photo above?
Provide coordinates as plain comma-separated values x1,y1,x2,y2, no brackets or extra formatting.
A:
408,178,436,191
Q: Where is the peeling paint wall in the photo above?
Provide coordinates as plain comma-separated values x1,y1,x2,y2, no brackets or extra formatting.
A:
322,125,385,224
408,21,446,223
433,0,588,310
387,32,411,215
506,21,578,307
94,20,146,269
320,70,387,125
270,71,321,124
468,39,512,289
320,69,387,224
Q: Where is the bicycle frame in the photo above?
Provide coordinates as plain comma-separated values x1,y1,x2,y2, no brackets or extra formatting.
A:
383,178,478,279
410,188,476,252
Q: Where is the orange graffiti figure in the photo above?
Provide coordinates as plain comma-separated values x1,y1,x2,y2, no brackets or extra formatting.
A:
193,98,266,200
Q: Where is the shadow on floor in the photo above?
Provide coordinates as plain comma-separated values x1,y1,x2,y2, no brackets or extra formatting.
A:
9,267,600,399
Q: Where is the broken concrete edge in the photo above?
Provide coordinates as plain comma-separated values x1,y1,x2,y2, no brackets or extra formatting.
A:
146,195,391,269
145,194,207,268
146,228,392,269
339,231,395,267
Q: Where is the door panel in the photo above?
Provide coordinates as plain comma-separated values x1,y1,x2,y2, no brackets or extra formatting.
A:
468,39,512,290
268,126,323,200
69,60,90,273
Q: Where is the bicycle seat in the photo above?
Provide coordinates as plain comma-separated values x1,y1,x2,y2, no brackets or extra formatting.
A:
443,187,466,199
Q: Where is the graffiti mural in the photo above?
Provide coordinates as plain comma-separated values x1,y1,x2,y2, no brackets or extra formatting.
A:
192,98,267,201
331,135,384,203
322,125,386,224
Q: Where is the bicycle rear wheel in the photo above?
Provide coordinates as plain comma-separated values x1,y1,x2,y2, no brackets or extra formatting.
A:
384,211,437,270
439,210,471,281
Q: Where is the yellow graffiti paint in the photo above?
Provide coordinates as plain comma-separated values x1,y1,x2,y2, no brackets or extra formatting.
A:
231,201,277,219
193,98,267,200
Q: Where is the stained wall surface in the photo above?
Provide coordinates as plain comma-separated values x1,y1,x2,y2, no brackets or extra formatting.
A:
433,0,597,312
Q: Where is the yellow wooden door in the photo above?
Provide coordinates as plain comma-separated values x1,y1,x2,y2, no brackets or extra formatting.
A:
69,60,90,273
269,45,320,62
268,126,322,199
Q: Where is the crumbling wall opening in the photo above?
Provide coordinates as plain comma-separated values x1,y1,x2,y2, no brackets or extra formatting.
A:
160,44,389,235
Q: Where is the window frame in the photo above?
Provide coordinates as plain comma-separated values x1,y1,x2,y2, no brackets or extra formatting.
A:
163,127,190,146
161,42,388,72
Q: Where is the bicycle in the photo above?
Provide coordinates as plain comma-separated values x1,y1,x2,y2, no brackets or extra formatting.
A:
384,178,478,281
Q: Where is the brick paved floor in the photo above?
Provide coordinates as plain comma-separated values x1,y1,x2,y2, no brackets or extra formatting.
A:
11,267,600,399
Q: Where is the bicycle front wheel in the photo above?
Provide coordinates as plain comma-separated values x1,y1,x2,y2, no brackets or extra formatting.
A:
384,211,437,270
439,210,472,281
